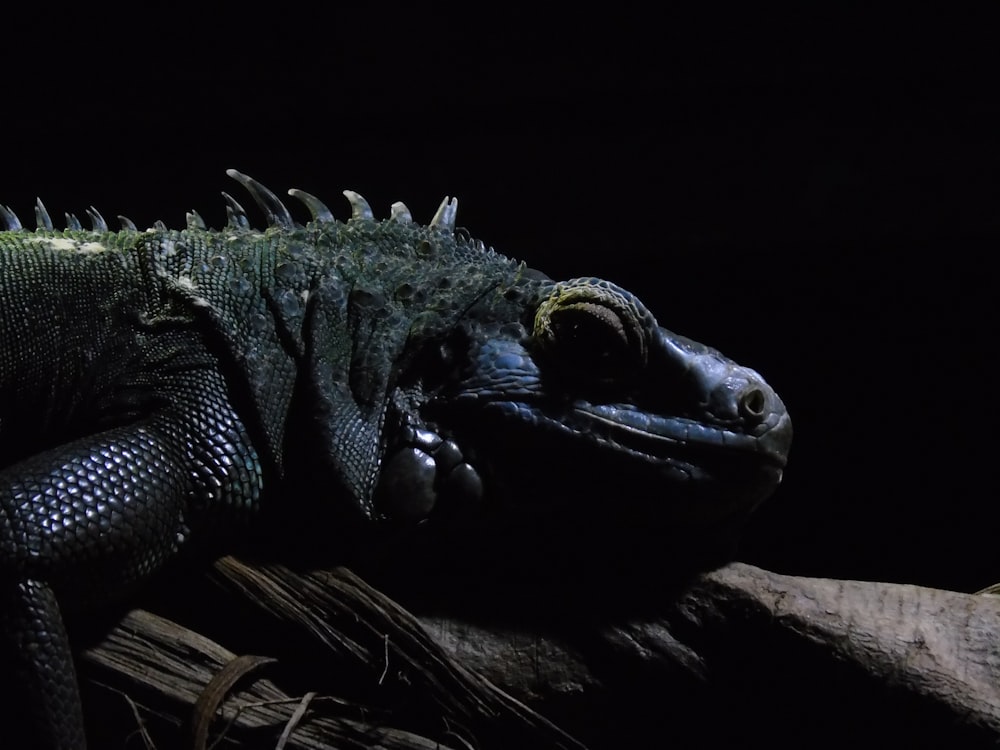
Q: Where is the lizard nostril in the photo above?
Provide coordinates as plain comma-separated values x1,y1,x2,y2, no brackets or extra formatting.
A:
739,388,767,421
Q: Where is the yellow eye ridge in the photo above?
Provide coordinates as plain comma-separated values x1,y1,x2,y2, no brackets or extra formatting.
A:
532,278,649,371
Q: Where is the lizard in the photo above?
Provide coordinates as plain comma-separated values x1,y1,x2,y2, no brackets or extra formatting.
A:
0,170,792,748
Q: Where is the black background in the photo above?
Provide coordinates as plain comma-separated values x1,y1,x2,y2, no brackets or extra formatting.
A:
2,9,996,593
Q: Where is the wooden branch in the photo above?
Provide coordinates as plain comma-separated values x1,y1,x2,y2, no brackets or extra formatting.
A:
79,558,1000,748
83,608,448,750
419,562,1000,746
80,558,584,750
693,564,1000,729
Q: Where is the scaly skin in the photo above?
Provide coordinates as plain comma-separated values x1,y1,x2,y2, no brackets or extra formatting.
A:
0,171,791,748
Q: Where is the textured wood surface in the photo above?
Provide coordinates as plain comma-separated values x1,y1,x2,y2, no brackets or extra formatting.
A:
79,557,1000,748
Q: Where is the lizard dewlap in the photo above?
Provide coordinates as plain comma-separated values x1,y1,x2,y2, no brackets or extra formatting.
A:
0,170,791,748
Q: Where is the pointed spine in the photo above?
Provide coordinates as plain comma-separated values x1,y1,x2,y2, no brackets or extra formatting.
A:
390,201,412,223
226,169,293,228
186,210,207,230
430,196,457,231
0,204,22,231
35,199,53,230
288,188,334,223
343,190,374,221
86,207,108,232
222,192,250,229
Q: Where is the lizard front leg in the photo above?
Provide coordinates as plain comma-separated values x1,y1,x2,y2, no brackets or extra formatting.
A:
0,577,85,750
0,381,263,748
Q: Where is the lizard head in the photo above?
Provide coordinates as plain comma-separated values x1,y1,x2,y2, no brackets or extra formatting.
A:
375,271,792,536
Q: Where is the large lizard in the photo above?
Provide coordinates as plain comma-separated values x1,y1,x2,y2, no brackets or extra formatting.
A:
0,171,791,747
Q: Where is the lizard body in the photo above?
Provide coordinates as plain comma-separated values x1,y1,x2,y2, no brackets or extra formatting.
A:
0,171,791,747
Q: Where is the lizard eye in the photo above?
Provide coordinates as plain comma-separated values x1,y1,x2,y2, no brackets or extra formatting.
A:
543,303,631,379
532,281,648,385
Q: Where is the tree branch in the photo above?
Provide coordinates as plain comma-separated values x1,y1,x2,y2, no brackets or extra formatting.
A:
79,559,1000,748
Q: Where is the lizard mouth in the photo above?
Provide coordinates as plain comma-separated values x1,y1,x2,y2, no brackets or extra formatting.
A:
566,401,790,471
428,394,791,527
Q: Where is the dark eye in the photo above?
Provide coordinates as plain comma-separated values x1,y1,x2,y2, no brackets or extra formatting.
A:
532,282,648,387
546,304,631,381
